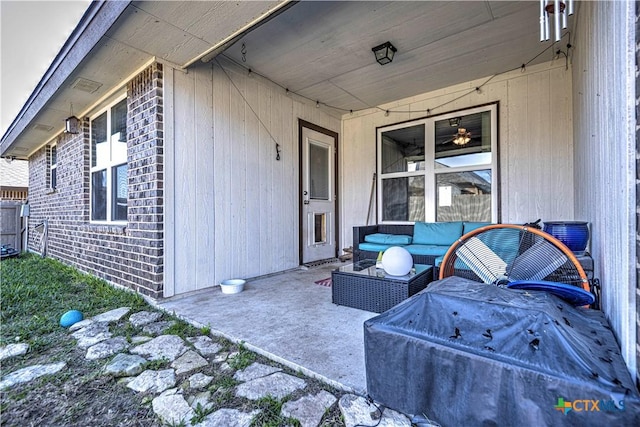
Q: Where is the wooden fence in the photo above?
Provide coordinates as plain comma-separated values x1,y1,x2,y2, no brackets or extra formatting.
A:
0,201,23,251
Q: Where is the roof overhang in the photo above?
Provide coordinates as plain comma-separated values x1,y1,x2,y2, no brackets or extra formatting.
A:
1,1,574,160
0,0,294,159
1,0,129,159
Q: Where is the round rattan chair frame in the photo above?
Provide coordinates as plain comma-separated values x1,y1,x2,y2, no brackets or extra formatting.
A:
438,224,590,292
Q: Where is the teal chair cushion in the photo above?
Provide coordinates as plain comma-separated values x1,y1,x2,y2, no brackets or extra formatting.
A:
413,221,463,246
463,222,492,235
405,244,450,257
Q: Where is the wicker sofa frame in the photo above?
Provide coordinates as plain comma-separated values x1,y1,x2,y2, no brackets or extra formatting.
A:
353,224,440,267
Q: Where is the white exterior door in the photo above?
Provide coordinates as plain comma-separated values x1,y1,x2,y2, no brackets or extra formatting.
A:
301,126,336,263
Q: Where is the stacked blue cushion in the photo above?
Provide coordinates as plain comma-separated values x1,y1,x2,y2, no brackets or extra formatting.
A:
364,233,413,245
359,233,413,252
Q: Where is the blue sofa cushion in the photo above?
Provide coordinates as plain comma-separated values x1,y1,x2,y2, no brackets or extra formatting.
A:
463,222,492,235
405,244,450,257
364,233,412,245
413,222,463,246
359,242,393,252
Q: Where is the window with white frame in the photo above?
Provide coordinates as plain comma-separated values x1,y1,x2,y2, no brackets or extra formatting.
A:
49,143,57,190
377,103,498,223
90,97,128,222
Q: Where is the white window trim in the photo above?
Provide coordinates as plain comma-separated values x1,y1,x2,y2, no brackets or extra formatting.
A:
376,103,499,224
89,94,127,224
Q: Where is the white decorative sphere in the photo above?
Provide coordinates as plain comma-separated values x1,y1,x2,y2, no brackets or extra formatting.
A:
381,246,413,276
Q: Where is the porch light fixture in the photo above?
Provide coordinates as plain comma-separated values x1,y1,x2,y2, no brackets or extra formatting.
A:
540,0,573,42
65,116,80,134
64,103,79,134
453,128,471,146
372,41,397,65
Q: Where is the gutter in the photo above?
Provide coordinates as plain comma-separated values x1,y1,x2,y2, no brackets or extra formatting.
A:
0,0,131,157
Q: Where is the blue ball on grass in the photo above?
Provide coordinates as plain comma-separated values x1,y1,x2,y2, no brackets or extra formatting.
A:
60,310,83,328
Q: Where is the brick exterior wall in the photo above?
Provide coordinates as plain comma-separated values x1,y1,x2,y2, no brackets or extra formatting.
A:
27,63,164,298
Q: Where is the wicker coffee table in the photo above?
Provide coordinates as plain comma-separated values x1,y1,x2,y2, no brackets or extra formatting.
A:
332,260,433,313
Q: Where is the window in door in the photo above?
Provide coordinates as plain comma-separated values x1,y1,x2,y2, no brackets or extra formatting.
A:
90,97,128,222
377,103,498,223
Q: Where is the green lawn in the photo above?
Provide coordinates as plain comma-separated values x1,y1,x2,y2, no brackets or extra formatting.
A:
1,254,148,349
0,254,345,426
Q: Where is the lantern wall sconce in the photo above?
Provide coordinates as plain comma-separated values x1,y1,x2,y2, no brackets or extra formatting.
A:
64,116,80,134
64,103,79,134
372,41,397,65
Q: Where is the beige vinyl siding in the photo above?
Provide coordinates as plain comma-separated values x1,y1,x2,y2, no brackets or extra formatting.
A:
571,0,636,380
340,60,574,250
163,58,340,297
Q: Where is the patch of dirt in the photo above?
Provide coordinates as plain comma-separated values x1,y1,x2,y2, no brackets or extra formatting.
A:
1,339,159,427
1,324,348,427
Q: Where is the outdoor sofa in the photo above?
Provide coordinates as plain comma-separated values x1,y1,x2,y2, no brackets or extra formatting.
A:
353,221,490,269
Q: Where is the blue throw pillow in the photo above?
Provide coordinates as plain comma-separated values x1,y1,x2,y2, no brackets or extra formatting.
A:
413,222,463,246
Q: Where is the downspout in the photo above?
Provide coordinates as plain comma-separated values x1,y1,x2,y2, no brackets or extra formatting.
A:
20,201,29,252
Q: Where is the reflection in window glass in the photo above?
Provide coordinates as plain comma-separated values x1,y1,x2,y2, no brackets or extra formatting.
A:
111,99,127,141
382,176,425,222
112,164,128,221
434,111,491,169
436,170,492,222
91,112,107,168
111,99,127,164
91,170,107,220
50,145,57,190
309,142,329,200
381,124,425,173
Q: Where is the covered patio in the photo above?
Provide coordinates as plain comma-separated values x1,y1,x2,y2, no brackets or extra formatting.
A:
0,0,635,394
157,261,375,393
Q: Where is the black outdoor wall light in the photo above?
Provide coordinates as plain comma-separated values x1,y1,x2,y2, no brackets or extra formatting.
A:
64,116,80,134
372,41,397,65
64,103,79,134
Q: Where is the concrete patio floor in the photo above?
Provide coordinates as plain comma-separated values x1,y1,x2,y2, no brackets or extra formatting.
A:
158,261,376,393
